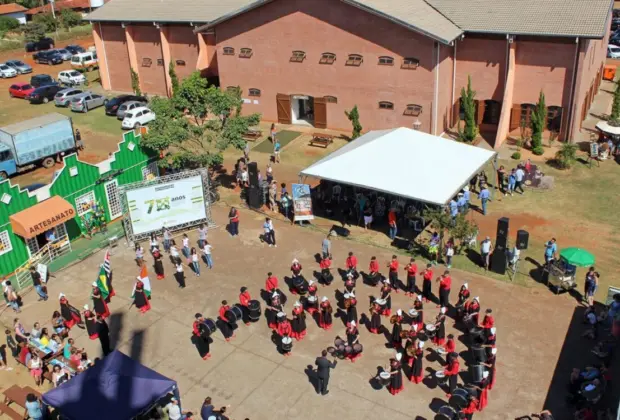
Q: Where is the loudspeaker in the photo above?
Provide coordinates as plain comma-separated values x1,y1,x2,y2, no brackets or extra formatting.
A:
516,229,529,250
248,162,259,188
491,250,507,275
247,186,262,209
496,217,509,238
494,235,507,253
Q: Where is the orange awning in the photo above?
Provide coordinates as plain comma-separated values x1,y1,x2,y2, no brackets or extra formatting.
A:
10,196,76,239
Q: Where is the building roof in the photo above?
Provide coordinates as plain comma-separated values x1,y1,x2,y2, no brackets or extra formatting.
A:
300,127,496,206
26,0,92,15
0,3,27,15
0,113,70,136
427,0,613,39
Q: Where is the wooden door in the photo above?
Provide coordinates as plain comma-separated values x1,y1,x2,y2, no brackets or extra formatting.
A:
509,104,522,131
475,100,485,125
314,97,327,129
276,93,292,124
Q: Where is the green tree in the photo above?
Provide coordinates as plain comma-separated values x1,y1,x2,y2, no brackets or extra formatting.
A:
345,105,362,139
130,68,141,96
0,16,20,34
60,9,81,30
16,0,40,8
448,214,478,254
424,205,452,252
458,76,478,143
33,13,57,32
168,60,179,94
23,22,46,43
554,142,578,169
610,80,620,124
530,91,546,155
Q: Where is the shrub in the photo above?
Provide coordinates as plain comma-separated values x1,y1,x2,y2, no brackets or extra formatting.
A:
33,13,57,32
131,68,141,96
345,105,362,139
532,146,545,156
23,22,46,43
530,91,546,152
0,16,20,33
511,152,521,160
554,143,578,169
60,9,82,30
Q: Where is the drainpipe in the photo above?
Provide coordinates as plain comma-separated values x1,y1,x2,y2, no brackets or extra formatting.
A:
98,23,112,90
451,40,457,117
566,37,580,142
433,42,440,135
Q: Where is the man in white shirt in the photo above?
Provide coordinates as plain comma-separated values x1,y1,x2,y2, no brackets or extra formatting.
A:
480,236,492,271
165,398,189,420
514,166,525,194
202,242,213,268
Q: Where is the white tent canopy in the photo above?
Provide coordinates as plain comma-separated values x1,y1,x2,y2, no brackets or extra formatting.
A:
300,127,496,206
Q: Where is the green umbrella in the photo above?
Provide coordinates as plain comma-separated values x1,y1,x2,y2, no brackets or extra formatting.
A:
559,247,596,267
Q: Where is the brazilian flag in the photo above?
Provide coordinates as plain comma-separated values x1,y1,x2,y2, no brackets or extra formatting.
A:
96,265,110,300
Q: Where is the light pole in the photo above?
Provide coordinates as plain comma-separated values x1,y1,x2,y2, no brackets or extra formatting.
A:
49,0,59,41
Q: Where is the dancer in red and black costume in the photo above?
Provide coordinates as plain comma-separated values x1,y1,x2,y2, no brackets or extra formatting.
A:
380,279,392,316
412,295,424,331
276,314,293,356
319,296,333,330
290,259,302,279
464,296,481,325
437,271,451,308
91,284,110,320
368,256,381,286
444,333,456,354
461,394,480,420
320,256,333,285
345,292,358,327
404,258,418,296
192,313,211,360
59,293,81,329
290,301,307,341
409,341,425,384
132,280,151,314
444,351,460,396
265,272,279,294
82,305,98,340
387,255,400,293
153,247,165,280
456,282,470,319
483,347,497,390
421,264,433,302
388,353,404,395
368,300,383,334
305,280,319,315
344,273,356,294
390,309,404,349
345,321,362,362
218,300,236,342
481,308,495,330
345,251,358,277
239,287,252,326
475,371,491,411
433,307,447,346
266,291,283,330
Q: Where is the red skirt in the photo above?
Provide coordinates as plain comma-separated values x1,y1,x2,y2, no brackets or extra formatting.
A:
382,309,391,317
89,332,99,340
291,330,307,341
64,313,81,329
369,327,380,334
388,384,404,395
478,387,488,411
433,337,446,346
138,299,151,314
410,374,423,384
347,352,362,362
319,321,332,330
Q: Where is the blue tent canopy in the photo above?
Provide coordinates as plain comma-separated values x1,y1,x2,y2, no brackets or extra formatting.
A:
43,351,177,420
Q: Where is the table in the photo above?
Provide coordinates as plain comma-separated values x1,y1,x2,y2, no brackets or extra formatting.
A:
50,357,77,375
28,338,53,359
309,133,334,148
243,129,262,141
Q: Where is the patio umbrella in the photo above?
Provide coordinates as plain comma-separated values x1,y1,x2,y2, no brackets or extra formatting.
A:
595,120,620,135
559,247,595,267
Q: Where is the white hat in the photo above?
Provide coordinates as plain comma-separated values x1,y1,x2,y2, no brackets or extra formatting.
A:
292,258,299,263
417,295,422,302
474,296,480,302
490,327,496,335
418,341,425,349
463,283,468,289
383,278,390,284
395,353,402,361
440,307,447,314
347,272,353,278
412,324,418,332
343,292,350,299
321,296,328,303
272,291,279,298
483,371,489,379
397,309,403,316
83,304,89,310
92,282,98,287
309,280,315,286
58,293,66,299
491,348,497,355
349,292,355,298
350,320,356,327
294,301,301,307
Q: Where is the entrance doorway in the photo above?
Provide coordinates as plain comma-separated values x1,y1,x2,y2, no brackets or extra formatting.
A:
291,95,314,126
26,223,67,256
276,94,327,128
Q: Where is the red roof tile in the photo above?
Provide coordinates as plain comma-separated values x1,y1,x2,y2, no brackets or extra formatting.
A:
26,0,91,15
0,3,28,15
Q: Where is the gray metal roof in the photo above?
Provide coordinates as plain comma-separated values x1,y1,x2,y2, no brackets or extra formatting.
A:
86,0,257,23
0,113,71,136
427,0,613,39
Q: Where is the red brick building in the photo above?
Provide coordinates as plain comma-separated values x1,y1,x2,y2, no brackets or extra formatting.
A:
88,0,612,147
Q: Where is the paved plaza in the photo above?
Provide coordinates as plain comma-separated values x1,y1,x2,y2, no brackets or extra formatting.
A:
0,205,579,419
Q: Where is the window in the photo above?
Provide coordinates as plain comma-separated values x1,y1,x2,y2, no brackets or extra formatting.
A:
319,52,336,64
223,47,234,56
404,104,422,116
75,191,96,217
248,88,261,97
547,106,563,132
324,96,337,104
402,57,420,69
239,48,253,58
290,50,306,62
175,59,186,66
378,56,394,66
156,59,164,66
142,162,158,180
520,103,536,126
482,100,501,125
379,101,394,110
141,58,152,67
346,54,363,66
0,230,13,256
226,86,240,94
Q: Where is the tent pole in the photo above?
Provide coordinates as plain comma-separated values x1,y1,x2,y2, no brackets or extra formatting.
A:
491,154,499,201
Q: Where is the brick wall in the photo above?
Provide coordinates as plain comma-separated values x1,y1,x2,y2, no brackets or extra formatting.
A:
168,25,200,81
100,23,132,92
132,24,167,96
455,36,507,103
437,43,454,134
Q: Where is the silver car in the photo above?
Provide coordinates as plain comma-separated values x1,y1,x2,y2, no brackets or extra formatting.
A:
55,49,73,61
116,100,147,120
70,92,105,112
5,60,32,74
0,64,17,78
54,88,84,107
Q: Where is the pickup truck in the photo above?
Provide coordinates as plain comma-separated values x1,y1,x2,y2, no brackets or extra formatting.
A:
0,113,76,179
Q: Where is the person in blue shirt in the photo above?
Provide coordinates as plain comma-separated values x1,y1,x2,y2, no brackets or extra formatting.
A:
544,238,557,264
273,140,281,163
25,393,44,420
449,198,458,225
478,184,491,215
507,169,517,196
457,193,467,214
462,186,471,213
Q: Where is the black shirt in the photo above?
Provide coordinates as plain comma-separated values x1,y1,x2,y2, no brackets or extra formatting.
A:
31,271,42,286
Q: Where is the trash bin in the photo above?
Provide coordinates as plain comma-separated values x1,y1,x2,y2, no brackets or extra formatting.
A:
603,65,616,81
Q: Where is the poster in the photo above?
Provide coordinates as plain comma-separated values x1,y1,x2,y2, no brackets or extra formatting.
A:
126,175,206,235
292,183,314,222
37,263,48,283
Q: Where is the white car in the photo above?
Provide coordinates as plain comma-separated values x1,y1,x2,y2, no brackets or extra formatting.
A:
608,44,620,59
58,70,86,86
0,63,18,78
121,106,156,130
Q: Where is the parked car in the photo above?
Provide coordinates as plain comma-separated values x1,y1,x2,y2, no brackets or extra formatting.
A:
5,60,32,74
122,106,156,129
0,63,17,78
30,74,55,88
71,51,98,71
104,94,147,116
116,100,148,120
70,92,105,112
8,83,35,99
608,45,620,59
54,88,84,107
55,49,73,61
58,70,86,86
26,84,62,104
33,50,63,65
65,44,85,55
25,37,54,52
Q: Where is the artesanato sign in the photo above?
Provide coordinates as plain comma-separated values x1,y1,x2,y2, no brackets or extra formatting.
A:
30,208,75,235
126,175,206,235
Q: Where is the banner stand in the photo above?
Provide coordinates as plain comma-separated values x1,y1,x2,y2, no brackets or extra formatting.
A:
292,183,314,224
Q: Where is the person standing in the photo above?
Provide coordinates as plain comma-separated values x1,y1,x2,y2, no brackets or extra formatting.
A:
182,234,191,263
388,208,397,240
387,255,399,292
497,165,507,195
584,267,598,306
228,207,240,237
190,248,200,277
218,301,235,342
163,227,171,253
268,181,277,212
75,129,84,151
457,193,467,214
197,224,208,249
193,314,211,360
97,315,111,356
132,280,151,314
266,162,274,184
480,237,492,271
315,349,337,395
202,241,213,269
507,169,516,196
3,280,20,312
321,233,332,259
174,263,186,289
153,247,165,280
437,271,452,308
444,352,460,396
274,138,281,163
421,264,433,303
135,244,144,266
478,184,491,216
91,284,110,319
319,297,333,330
409,341,425,384
445,242,454,269
449,198,458,225
239,287,252,326
345,252,358,277
263,217,276,247
82,305,98,340
270,123,277,143
514,165,525,194
30,267,48,301
243,141,250,162
368,256,380,286
404,258,418,296
544,238,558,265
281,192,292,221
388,353,404,395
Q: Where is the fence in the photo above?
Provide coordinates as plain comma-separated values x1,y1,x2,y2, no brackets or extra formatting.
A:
13,235,72,290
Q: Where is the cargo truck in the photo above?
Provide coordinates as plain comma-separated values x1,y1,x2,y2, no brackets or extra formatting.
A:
0,113,76,180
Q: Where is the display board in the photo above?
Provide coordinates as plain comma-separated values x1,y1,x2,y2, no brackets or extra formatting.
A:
291,183,314,222
125,175,207,236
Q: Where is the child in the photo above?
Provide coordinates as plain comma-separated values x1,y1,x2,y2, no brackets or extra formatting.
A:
202,241,213,269
274,139,281,163
135,244,144,266
445,242,455,269
507,169,516,196
191,248,200,277
182,234,190,262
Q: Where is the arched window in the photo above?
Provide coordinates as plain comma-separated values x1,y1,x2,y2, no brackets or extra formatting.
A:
378,56,394,66
320,52,336,65
239,48,253,58
141,58,152,67
520,103,536,126
175,59,186,66
222,47,235,55
402,57,420,69
324,96,337,104
346,54,363,66
290,50,306,62
378,101,394,110
248,88,261,97
156,59,164,66
483,100,501,125
404,104,422,116
547,106,563,132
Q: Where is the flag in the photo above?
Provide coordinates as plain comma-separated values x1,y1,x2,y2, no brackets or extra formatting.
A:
96,265,110,300
102,250,111,276
132,265,152,298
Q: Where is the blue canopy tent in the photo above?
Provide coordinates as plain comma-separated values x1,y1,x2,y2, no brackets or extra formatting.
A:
43,351,178,420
